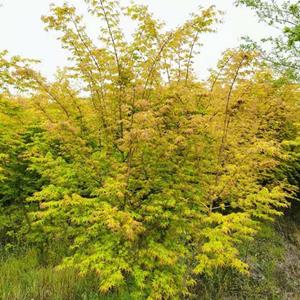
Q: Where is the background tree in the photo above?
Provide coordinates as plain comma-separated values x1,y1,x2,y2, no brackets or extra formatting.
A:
237,0,300,81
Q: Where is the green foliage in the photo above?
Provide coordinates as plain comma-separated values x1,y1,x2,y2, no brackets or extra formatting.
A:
237,0,300,81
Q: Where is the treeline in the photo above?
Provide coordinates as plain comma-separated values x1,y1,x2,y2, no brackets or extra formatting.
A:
0,0,299,299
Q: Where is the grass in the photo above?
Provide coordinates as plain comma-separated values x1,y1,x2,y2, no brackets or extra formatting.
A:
0,249,103,300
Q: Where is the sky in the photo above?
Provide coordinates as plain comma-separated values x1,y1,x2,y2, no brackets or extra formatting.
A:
0,0,275,80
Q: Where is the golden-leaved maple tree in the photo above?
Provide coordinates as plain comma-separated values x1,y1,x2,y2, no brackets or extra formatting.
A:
0,1,299,299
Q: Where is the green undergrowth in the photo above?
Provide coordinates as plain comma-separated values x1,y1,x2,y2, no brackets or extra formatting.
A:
1,217,299,300
194,218,300,299
0,250,98,300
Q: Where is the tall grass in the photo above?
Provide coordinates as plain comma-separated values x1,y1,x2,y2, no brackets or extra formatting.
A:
0,250,102,300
